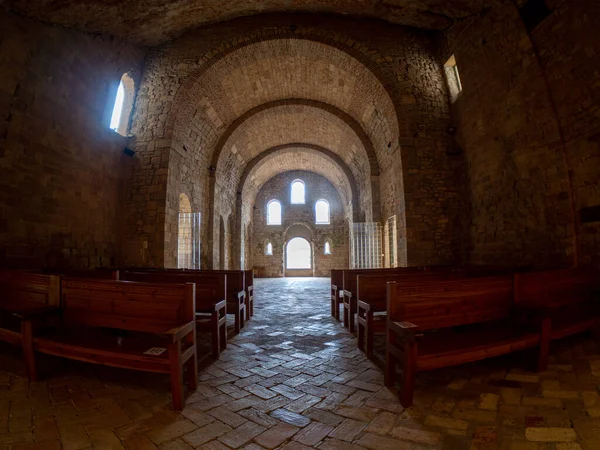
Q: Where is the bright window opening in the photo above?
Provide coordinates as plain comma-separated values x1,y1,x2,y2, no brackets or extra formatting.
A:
286,237,311,269
265,242,273,255
109,73,135,136
290,179,306,204
444,55,462,103
267,200,282,225
315,199,330,224
324,241,332,255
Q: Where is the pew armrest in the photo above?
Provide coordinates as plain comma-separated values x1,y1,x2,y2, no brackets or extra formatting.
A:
389,320,423,341
162,322,195,342
13,306,61,321
214,300,226,312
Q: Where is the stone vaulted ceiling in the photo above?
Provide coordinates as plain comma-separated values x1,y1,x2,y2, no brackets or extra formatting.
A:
2,0,490,46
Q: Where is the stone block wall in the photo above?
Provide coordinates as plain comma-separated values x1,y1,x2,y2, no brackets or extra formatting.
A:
0,11,145,269
127,14,462,269
251,172,348,277
440,0,599,267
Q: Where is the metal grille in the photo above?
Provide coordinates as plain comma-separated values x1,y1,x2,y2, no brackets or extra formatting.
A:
178,212,201,269
350,222,382,269
385,215,398,268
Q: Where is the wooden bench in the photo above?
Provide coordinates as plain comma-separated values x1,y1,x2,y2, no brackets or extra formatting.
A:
343,267,427,332
22,278,197,410
114,268,247,334
0,272,60,351
385,275,542,407
356,271,461,358
121,271,228,357
514,267,600,370
356,267,526,357
330,269,344,320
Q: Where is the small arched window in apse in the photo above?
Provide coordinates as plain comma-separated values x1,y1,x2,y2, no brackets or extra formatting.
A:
315,199,330,224
109,73,135,136
290,179,305,204
324,240,332,255
267,200,282,225
265,242,273,256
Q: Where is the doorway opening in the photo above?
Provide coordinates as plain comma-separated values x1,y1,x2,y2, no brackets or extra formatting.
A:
286,237,312,271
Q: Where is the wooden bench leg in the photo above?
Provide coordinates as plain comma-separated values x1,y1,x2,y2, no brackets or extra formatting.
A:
399,341,417,408
366,311,374,358
21,321,37,381
240,304,245,330
169,340,184,411
186,332,198,393
357,314,365,353
211,311,221,358
245,296,251,321
385,330,396,387
220,318,227,351
234,310,241,334
349,302,357,333
537,316,551,372
343,302,349,329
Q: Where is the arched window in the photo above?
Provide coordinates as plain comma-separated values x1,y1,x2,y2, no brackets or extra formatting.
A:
286,237,311,269
315,199,330,224
109,73,135,136
324,241,332,255
267,200,282,225
265,242,273,255
290,180,305,204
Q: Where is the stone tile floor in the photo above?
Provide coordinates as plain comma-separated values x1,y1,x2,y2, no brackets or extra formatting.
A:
1,277,600,449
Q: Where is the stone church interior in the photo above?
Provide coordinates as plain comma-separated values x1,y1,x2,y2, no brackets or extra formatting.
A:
1,0,600,448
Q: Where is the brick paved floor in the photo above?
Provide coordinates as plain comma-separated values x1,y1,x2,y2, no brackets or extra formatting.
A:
1,277,600,449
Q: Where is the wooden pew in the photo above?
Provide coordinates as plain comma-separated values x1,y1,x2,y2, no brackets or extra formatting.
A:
121,271,227,357
113,268,247,333
0,272,60,351
330,269,344,320
356,271,460,358
343,267,427,332
385,275,542,407
356,266,527,357
22,278,197,410
514,267,600,370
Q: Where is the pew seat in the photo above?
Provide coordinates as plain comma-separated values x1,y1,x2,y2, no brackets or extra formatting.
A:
34,327,195,373
406,322,540,371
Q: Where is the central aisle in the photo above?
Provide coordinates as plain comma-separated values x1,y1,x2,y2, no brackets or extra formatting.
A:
189,277,415,449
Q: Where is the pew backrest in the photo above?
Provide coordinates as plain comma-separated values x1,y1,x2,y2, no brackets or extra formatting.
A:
514,267,597,308
387,275,514,331
120,271,226,309
0,272,60,313
60,278,195,333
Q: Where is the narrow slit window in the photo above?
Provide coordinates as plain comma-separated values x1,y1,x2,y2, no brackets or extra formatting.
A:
109,73,135,136
267,200,282,225
324,241,332,255
315,199,330,224
265,242,273,255
444,55,462,103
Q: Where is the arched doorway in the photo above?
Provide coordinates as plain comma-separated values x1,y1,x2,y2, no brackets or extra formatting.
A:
285,237,313,277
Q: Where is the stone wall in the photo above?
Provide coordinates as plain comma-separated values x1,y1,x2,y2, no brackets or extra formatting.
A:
440,0,599,267
251,172,348,277
127,13,462,269
0,11,146,269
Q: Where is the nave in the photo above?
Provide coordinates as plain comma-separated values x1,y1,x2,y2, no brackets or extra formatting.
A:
0,278,599,449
